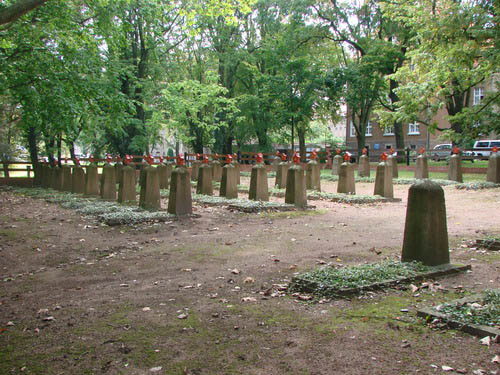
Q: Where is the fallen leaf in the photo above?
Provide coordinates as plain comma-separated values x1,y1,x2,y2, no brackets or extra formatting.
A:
177,313,188,319
150,366,162,372
231,269,240,275
241,297,257,302
142,307,151,312
410,284,419,293
492,355,500,364
244,277,255,284
442,365,454,371
479,336,490,346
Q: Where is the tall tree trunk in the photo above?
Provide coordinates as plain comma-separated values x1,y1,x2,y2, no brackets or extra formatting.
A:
389,79,405,159
298,127,306,162
26,125,40,184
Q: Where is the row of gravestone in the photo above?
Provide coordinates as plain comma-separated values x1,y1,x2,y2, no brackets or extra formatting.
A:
330,148,500,184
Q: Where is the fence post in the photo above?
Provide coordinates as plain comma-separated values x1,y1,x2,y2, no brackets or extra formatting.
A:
406,147,410,166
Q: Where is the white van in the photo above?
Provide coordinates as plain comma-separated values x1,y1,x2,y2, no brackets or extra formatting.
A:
473,140,500,158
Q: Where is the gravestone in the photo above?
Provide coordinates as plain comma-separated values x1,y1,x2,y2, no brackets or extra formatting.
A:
211,156,223,182
220,155,238,199
196,157,213,195
231,154,241,185
358,148,370,177
305,151,321,191
249,153,269,201
41,164,49,188
447,148,463,182
337,155,355,194
62,164,72,192
139,162,161,210
168,157,192,215
388,150,398,178
285,154,307,207
402,179,449,266
100,160,117,201
332,149,342,176
114,158,123,186
85,158,99,196
275,153,288,189
157,157,169,189
486,147,499,183
53,166,63,190
415,148,429,179
374,153,393,198
71,163,85,194
191,154,201,181
118,163,136,204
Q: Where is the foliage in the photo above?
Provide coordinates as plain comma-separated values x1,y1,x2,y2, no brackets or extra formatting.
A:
455,182,500,190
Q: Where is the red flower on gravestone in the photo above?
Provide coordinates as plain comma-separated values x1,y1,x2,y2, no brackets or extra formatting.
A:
310,150,317,160
123,155,130,165
492,146,498,153
106,154,112,164
280,153,287,161
64,158,68,164
232,153,238,160
452,146,460,155
89,155,94,163
226,154,232,163
336,148,341,155
381,152,388,161
419,147,425,154
196,153,200,160
389,148,395,155
256,153,264,163
74,158,80,166
52,159,57,167
293,152,300,164
275,151,280,156
362,148,367,155
159,155,163,163
202,155,209,164
214,153,219,161
176,154,184,166
343,153,350,162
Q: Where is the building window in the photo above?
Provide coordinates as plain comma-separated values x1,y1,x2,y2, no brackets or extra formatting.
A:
350,121,356,137
366,121,372,137
473,87,484,105
408,122,420,135
383,125,394,136
385,144,392,150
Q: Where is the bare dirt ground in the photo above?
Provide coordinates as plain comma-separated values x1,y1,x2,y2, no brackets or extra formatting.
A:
1,177,499,375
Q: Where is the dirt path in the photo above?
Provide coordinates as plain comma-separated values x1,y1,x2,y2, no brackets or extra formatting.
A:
1,180,499,375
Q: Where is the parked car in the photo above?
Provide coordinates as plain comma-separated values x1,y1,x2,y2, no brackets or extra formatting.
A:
472,140,500,159
430,144,473,161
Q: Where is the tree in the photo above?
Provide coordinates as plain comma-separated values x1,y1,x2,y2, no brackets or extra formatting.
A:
0,0,48,26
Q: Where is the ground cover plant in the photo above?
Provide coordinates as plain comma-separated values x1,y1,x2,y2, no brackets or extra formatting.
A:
455,182,500,190
434,289,500,328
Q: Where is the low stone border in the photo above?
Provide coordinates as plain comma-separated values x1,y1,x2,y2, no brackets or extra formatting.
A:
417,291,500,338
227,203,315,213
476,239,500,251
289,264,471,298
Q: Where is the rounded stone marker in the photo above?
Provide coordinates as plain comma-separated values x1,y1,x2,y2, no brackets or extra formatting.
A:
71,159,85,194
168,155,192,215
85,156,100,196
337,154,355,194
332,149,342,176
118,157,137,204
275,152,288,189
249,153,269,201
374,153,393,198
285,153,307,207
62,161,72,192
415,148,429,179
220,155,238,199
211,155,223,182
157,156,169,190
388,148,398,178
401,179,449,266
358,148,370,177
139,155,161,210
196,155,213,196
306,150,321,191
486,146,499,183
100,155,117,201
231,153,241,185
447,147,463,182
191,154,201,181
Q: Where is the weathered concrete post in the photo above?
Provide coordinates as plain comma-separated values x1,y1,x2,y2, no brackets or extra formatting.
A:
62,159,72,192
196,155,213,195
100,155,117,201
306,150,321,191
337,153,356,194
85,156,100,196
447,147,463,182
401,179,450,266
139,155,161,210
332,148,342,176
220,154,238,199
157,156,169,190
374,153,393,198
275,152,289,189
249,153,269,201
211,155,223,182
118,156,137,204
272,151,281,172
388,148,399,178
168,155,192,215
53,165,64,191
415,147,429,179
71,158,85,194
285,152,307,207
358,148,370,177
114,157,123,186
231,153,241,185
191,154,201,181
40,162,49,188
486,146,499,183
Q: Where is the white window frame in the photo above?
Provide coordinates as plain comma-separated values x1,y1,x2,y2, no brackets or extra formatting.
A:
473,87,484,105
350,121,356,137
365,121,372,137
383,125,394,136
408,122,420,135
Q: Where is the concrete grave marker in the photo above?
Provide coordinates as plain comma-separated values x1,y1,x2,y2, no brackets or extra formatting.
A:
337,153,355,194
358,148,370,177
196,155,213,195
84,156,99,196
388,148,398,178
139,155,161,210
415,147,429,179
231,153,241,185
157,156,169,189
374,153,393,198
211,155,223,182
275,152,289,189
220,154,238,199
306,150,321,191
332,149,342,176
71,158,85,194
100,155,117,201
168,155,192,215
62,159,72,192
487,146,499,183
118,155,136,204
249,153,269,201
285,152,307,207
447,147,463,182
191,154,201,181
402,179,450,266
